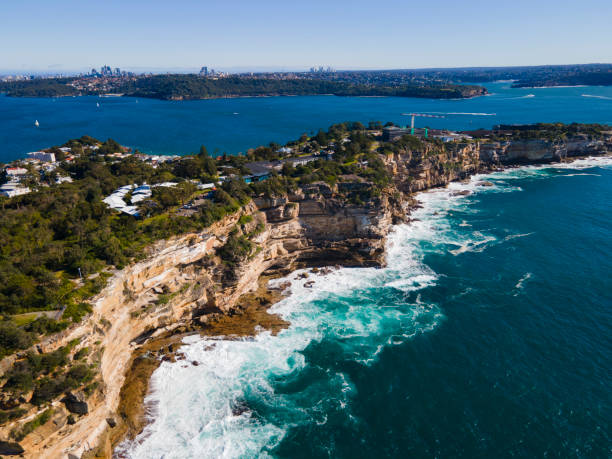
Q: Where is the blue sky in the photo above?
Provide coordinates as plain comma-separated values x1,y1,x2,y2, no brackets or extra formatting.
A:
2,0,611,73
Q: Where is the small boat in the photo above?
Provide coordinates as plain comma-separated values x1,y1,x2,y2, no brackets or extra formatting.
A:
96,102,100,107
34,120,39,127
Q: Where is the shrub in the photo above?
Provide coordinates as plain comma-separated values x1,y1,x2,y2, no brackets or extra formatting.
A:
237,214,253,225
24,316,68,335
0,323,33,358
218,230,253,265
73,347,89,360
0,408,27,425
11,409,54,441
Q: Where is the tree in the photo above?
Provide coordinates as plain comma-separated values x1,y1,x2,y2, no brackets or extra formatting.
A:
314,129,329,146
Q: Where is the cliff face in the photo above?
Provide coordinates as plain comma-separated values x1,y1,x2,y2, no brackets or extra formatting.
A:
478,137,610,164
386,136,611,194
385,142,481,193
4,134,609,458
7,186,401,458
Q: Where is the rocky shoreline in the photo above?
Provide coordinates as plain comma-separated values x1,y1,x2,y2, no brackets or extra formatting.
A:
1,132,610,458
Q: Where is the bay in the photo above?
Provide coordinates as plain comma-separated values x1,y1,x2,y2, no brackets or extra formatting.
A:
2,82,612,162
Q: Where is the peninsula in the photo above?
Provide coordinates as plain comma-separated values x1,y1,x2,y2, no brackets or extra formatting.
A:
0,122,610,457
0,74,486,100
5,63,612,101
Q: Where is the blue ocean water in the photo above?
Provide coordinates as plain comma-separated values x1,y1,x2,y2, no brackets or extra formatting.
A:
1,82,612,162
119,158,612,458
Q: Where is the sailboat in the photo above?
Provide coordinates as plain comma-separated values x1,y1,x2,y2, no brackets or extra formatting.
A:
34,120,39,127
96,102,100,108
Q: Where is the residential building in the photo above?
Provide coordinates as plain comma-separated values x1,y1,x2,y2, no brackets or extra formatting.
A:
27,151,56,162
5,167,28,176
0,182,30,197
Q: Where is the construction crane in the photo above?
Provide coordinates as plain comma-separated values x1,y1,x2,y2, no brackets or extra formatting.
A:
401,113,445,137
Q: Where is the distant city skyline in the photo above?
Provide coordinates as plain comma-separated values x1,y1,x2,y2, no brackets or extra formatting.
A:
2,0,611,73
4,63,612,78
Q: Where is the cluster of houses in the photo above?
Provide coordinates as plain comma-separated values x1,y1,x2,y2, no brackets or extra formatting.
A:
133,153,181,167
243,150,334,183
1,148,76,198
102,182,215,217
382,126,473,143
1,166,31,198
102,184,153,217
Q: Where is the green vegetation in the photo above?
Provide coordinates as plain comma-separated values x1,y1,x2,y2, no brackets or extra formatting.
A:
0,407,27,424
122,75,485,100
0,75,486,100
494,122,611,141
218,228,254,266
0,78,78,97
0,136,258,358
11,408,54,441
2,340,94,408
73,347,89,360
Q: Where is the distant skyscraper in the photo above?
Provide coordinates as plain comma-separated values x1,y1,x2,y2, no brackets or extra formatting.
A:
200,66,208,76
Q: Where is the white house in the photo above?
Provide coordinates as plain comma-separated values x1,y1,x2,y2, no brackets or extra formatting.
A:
0,182,30,198
5,167,28,176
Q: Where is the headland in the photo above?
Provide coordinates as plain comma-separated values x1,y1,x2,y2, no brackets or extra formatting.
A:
0,122,610,457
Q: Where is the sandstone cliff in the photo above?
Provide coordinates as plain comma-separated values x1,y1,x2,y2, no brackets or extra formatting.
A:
2,182,402,458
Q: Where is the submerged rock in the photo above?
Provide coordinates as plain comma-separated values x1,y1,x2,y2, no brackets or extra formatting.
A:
231,399,251,416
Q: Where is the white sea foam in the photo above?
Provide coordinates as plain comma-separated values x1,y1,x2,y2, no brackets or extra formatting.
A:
513,272,532,295
562,173,601,177
525,85,587,88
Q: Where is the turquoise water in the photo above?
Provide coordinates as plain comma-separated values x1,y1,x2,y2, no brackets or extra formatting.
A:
119,158,612,458
2,82,612,161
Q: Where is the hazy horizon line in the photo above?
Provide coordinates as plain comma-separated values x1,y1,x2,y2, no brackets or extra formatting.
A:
2,62,611,76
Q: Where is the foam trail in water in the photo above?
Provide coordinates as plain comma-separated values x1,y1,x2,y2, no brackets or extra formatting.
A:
513,272,532,296
422,111,497,116
581,94,612,100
